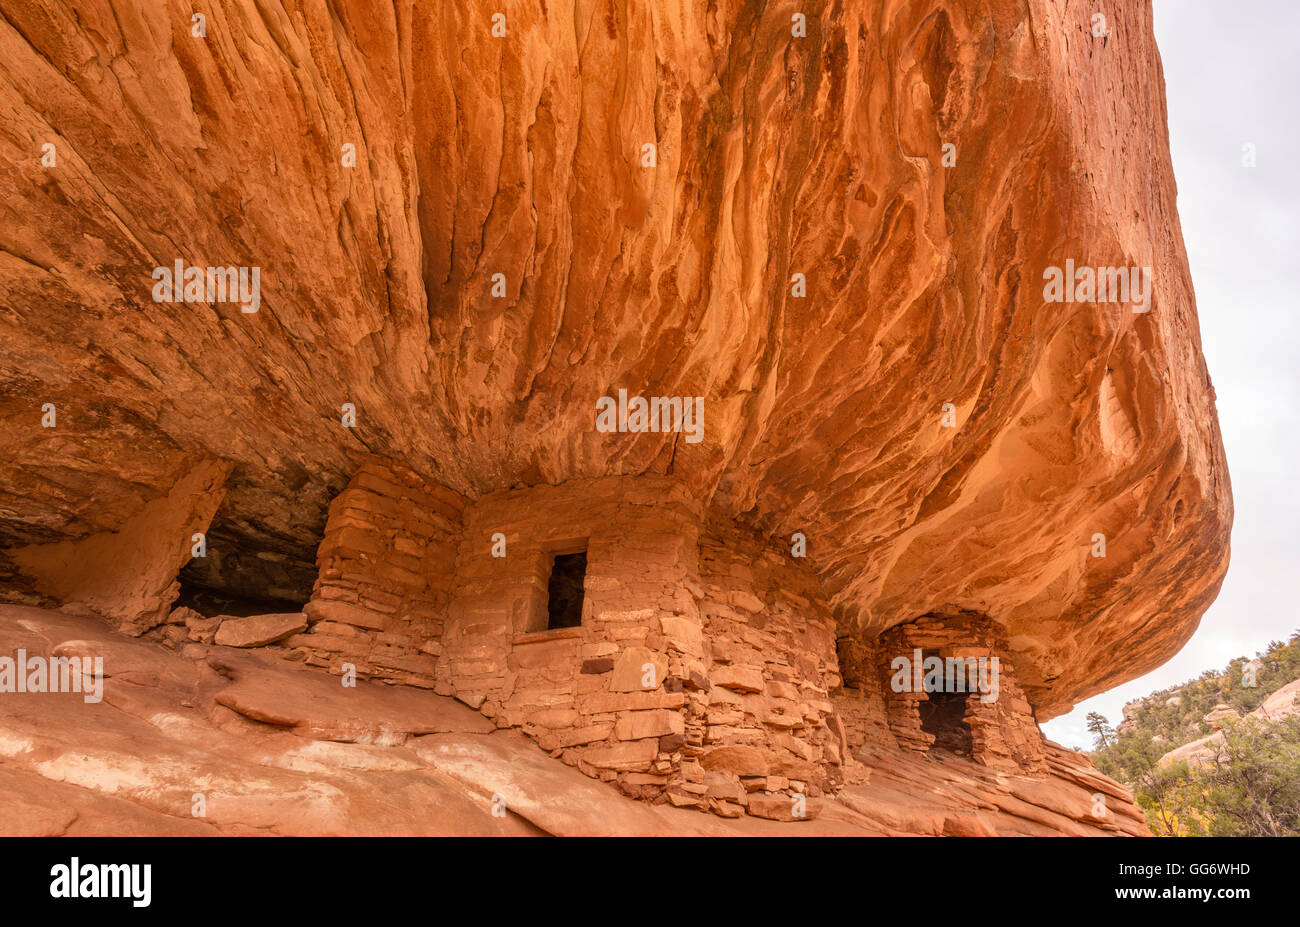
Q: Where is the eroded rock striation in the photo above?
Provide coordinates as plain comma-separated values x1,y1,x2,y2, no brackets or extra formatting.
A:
0,0,1229,833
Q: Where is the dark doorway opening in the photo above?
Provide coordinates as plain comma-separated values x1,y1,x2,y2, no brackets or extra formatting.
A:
918,690,973,757
174,578,307,619
546,551,587,629
176,484,321,618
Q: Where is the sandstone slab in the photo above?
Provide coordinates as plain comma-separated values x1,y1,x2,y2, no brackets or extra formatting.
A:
214,613,307,648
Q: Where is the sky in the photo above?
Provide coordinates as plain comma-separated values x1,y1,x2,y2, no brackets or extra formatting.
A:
1042,0,1300,750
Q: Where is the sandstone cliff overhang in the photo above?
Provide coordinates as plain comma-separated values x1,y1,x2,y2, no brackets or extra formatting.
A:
0,0,1230,719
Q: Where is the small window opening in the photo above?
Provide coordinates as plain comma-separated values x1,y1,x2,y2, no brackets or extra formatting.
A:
546,550,587,629
918,690,973,757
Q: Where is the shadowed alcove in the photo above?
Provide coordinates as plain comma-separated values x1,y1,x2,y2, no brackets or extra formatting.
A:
918,690,974,757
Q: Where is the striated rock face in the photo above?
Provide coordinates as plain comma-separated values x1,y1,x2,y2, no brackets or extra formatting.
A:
0,1,1228,832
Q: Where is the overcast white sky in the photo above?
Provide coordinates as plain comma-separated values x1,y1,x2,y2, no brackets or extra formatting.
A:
1042,0,1300,749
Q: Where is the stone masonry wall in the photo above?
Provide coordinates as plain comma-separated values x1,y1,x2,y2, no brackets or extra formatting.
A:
278,461,1053,818
287,458,465,687
436,476,708,807
832,636,898,762
875,612,1048,775
436,477,866,819
691,529,845,819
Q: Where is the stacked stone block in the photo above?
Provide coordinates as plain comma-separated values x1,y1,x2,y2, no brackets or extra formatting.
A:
875,612,1048,775
831,636,899,759
287,458,463,687
437,476,708,807
690,531,845,818
278,458,1055,817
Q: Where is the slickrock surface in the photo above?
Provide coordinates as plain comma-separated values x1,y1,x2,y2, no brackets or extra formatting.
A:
0,605,1143,835
212,612,306,648
1157,679,1300,771
0,0,1230,723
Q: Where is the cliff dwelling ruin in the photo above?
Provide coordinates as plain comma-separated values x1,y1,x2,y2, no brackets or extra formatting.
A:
0,0,1232,835
0,454,1176,818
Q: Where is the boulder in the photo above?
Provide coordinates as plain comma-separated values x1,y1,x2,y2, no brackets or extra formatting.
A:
213,613,308,648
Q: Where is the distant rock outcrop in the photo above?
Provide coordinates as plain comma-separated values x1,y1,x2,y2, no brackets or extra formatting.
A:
1158,680,1300,771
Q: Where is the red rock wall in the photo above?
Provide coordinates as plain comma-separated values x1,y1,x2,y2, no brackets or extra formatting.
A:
6,459,231,633
286,463,889,818
832,637,899,763
0,0,1232,729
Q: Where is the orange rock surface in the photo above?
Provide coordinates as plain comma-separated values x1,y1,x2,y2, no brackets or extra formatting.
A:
0,0,1229,834
0,605,1146,835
